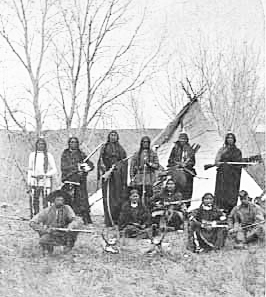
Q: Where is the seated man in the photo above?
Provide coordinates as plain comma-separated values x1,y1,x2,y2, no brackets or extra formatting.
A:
228,190,265,249
30,190,81,255
151,178,187,232
118,189,151,238
188,193,227,253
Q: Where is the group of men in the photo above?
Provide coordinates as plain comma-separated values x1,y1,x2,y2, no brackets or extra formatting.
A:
28,131,265,255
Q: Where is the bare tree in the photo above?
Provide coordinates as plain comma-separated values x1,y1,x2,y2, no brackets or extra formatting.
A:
151,58,191,120
121,91,147,130
193,44,264,137
0,0,58,134
52,0,160,142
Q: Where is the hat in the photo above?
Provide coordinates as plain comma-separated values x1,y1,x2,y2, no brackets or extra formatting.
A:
47,189,72,205
178,128,189,141
239,190,248,200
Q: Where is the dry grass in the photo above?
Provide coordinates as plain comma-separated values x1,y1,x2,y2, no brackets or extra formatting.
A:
0,204,265,297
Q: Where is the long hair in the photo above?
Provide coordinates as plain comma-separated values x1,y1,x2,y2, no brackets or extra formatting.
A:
137,136,151,166
68,137,83,155
107,130,119,142
34,138,48,173
161,178,176,195
101,130,124,163
224,133,236,146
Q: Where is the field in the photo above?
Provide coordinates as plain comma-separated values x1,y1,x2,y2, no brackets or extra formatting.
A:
0,129,265,297
0,202,265,297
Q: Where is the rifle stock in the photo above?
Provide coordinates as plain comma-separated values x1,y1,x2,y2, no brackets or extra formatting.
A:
204,164,216,170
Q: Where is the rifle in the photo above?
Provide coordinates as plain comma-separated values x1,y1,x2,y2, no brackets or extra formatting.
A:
204,154,263,171
204,162,258,171
229,220,266,232
101,155,131,181
82,142,104,163
64,143,104,180
200,220,266,230
0,214,29,222
166,143,208,180
50,227,95,233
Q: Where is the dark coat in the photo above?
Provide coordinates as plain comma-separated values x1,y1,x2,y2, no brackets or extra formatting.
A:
214,145,242,213
60,149,94,221
118,201,151,230
167,142,196,204
97,141,128,226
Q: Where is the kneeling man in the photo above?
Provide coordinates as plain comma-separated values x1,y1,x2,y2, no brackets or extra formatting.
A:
228,190,265,249
30,190,81,255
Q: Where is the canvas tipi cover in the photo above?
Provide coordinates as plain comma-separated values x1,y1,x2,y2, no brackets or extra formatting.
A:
90,99,263,214
152,99,263,210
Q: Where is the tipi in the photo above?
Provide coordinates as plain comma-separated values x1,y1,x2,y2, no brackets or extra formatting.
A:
90,98,263,214
151,98,263,210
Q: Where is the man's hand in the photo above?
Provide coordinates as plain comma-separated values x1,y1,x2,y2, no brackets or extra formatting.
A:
143,158,149,165
201,223,212,231
228,228,235,235
43,226,53,234
174,162,185,168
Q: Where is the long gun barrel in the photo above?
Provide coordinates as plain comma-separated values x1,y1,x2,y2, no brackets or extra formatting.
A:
51,227,95,233
204,162,258,171
83,142,104,163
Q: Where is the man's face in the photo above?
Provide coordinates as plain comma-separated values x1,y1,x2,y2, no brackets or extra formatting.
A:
226,135,234,146
142,140,150,149
179,139,186,147
166,180,176,192
54,196,64,208
37,141,46,151
109,132,118,143
69,138,79,150
203,195,214,206
130,193,140,206
240,195,249,206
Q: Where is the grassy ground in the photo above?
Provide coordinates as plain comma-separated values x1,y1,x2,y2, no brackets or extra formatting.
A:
0,205,265,297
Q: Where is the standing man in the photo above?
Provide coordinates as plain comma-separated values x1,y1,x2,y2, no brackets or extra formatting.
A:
28,137,57,216
61,137,94,225
167,132,196,208
214,132,242,214
30,190,81,255
130,136,159,208
97,130,128,227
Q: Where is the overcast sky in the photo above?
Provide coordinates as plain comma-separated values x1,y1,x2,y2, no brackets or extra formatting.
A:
0,0,264,130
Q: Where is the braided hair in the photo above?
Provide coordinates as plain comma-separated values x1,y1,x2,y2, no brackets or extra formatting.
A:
34,138,48,174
